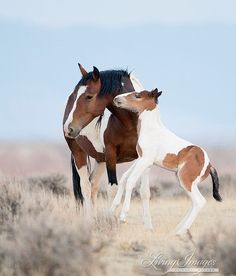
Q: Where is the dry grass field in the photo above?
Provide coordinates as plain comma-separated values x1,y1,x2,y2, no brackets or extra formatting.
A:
0,143,236,275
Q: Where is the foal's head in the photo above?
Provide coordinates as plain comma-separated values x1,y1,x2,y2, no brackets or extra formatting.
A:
113,89,162,114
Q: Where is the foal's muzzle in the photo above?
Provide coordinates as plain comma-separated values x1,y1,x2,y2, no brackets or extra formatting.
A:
113,97,123,107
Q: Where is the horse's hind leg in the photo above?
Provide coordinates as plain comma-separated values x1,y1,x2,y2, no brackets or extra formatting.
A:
90,161,106,217
175,169,206,235
139,168,153,229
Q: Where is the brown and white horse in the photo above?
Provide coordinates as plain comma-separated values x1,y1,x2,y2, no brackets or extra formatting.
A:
113,89,222,234
63,65,153,227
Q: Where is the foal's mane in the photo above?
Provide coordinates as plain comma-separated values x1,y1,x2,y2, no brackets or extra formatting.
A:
78,69,130,96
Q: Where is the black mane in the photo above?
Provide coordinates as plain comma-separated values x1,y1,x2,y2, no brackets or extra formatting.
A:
78,69,130,96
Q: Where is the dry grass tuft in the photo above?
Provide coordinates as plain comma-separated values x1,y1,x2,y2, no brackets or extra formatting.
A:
94,210,119,234
0,180,23,225
168,226,236,275
0,215,104,276
28,174,70,196
0,178,104,276
195,227,236,274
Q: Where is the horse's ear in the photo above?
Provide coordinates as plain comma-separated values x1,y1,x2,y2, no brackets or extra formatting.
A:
152,88,162,102
92,66,100,81
78,63,87,76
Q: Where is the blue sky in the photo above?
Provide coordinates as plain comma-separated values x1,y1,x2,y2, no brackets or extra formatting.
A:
0,0,235,145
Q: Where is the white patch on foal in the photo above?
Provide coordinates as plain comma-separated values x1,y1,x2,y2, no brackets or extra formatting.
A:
63,85,87,135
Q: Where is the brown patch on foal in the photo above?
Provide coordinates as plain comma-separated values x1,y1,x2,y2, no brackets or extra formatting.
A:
162,153,179,169
163,146,206,191
201,163,211,181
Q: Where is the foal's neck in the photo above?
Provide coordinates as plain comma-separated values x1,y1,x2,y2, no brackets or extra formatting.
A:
139,107,164,129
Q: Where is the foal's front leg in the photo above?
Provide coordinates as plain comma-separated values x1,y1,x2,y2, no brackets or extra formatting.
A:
139,168,153,229
110,162,137,213
120,157,153,223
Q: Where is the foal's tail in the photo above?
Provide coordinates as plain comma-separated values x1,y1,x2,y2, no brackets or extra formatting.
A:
210,166,222,202
71,155,84,204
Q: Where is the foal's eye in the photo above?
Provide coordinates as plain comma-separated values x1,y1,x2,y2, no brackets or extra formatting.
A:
85,95,93,100
135,94,141,98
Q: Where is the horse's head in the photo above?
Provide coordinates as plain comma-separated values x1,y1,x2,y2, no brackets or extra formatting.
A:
113,89,162,114
64,64,143,138
63,64,107,138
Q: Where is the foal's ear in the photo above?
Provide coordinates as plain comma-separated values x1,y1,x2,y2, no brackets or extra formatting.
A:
78,63,87,76
92,66,100,82
152,88,162,102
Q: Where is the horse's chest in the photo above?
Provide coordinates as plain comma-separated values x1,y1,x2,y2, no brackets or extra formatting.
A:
116,135,138,162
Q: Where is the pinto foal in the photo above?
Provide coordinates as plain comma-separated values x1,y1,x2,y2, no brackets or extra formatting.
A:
113,89,222,234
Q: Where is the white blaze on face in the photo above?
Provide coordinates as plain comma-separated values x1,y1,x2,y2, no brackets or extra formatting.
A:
114,91,135,106
64,85,87,135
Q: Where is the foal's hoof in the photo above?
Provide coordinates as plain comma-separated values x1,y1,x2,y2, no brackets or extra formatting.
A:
144,223,154,231
119,213,127,223
145,227,154,233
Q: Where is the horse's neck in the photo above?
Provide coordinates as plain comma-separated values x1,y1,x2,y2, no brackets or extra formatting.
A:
107,104,138,129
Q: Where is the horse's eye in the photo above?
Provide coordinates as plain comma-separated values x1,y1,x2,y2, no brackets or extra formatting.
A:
86,95,93,100
135,94,141,98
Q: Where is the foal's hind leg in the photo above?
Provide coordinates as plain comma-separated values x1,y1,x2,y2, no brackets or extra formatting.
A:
175,170,206,235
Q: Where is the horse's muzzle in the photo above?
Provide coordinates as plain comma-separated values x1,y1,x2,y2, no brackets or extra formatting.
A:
64,124,81,139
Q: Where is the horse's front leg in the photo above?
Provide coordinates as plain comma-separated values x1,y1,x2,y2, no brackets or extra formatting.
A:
120,157,153,222
76,163,92,217
66,138,92,217
90,161,106,217
105,144,118,185
104,143,120,203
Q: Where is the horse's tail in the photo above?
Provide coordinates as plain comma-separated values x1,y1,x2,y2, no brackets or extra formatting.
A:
71,154,83,204
210,166,222,202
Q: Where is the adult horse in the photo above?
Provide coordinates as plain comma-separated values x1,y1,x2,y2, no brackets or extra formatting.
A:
63,64,152,228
